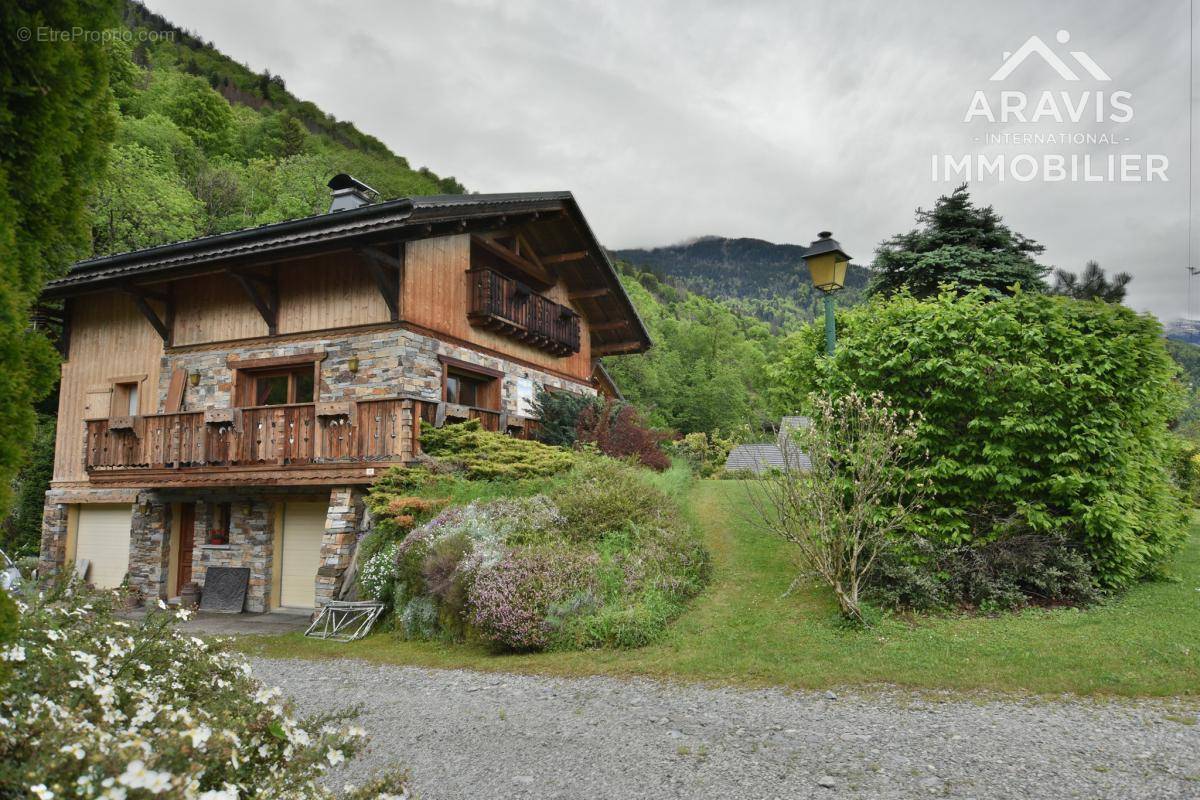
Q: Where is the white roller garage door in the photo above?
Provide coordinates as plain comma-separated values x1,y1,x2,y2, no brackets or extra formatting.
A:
280,502,327,608
75,505,133,589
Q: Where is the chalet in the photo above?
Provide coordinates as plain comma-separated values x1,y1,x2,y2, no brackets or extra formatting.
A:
37,177,650,612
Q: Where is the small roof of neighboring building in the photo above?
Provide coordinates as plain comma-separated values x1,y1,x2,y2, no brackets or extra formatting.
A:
724,443,812,474
725,416,814,474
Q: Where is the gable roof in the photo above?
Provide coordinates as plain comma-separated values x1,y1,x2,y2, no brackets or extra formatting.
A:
43,191,650,354
724,443,812,474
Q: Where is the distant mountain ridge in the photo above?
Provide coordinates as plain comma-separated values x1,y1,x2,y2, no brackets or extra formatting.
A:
1165,318,1200,346
611,236,871,330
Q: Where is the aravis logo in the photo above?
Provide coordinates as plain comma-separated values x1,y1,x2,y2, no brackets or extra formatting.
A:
989,30,1110,82
930,29,1168,183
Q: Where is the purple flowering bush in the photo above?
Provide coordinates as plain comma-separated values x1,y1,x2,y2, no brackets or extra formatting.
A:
468,546,597,650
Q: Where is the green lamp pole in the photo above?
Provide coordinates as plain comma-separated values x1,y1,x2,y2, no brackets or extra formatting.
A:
822,292,836,357
801,231,852,357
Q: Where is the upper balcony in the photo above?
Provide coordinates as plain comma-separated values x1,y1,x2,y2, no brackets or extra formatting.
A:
83,396,538,487
466,267,581,356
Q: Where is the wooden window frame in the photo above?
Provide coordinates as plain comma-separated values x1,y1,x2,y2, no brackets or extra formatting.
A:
112,382,140,418
107,373,147,419
438,355,502,411
246,368,315,406
229,352,324,408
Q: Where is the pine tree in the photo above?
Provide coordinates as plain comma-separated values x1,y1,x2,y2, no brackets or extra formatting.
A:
868,184,1049,299
1051,261,1132,303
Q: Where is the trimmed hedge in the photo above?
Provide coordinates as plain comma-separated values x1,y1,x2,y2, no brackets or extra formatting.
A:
772,288,1189,590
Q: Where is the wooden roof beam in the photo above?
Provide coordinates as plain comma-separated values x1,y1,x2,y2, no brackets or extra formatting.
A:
121,285,173,344
592,340,645,356
357,246,404,322
229,268,278,335
471,234,554,286
569,287,610,301
588,320,628,332
543,250,589,265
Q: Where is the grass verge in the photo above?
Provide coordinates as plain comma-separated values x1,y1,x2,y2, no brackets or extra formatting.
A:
238,481,1200,697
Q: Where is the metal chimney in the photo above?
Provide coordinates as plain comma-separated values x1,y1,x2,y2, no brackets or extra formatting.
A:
327,173,378,212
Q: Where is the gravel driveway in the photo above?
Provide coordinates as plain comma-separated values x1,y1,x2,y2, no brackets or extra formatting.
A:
253,658,1200,800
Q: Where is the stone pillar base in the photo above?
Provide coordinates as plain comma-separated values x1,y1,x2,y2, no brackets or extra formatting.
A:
316,487,366,607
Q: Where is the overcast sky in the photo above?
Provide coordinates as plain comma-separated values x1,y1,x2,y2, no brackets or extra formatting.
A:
147,0,1197,321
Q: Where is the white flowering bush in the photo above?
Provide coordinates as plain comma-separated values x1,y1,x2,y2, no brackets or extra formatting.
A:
357,542,400,609
0,581,409,799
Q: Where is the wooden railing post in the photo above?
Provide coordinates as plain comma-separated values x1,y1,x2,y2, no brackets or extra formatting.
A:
399,399,414,462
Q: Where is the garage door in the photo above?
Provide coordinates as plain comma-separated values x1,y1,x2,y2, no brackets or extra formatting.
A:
75,505,133,589
280,502,327,608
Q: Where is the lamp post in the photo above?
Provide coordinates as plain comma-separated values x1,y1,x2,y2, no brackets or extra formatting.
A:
801,231,851,356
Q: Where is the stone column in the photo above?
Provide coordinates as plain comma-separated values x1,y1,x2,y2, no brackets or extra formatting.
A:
237,500,274,613
315,487,365,607
194,499,273,613
39,498,70,575
128,494,172,603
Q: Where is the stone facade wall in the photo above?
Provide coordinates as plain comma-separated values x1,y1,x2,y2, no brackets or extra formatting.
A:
192,499,275,613
158,326,594,415
45,319,598,610
315,487,365,607
39,500,70,575
128,495,172,602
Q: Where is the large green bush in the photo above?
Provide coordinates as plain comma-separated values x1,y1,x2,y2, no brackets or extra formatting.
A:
772,288,1189,590
360,457,709,651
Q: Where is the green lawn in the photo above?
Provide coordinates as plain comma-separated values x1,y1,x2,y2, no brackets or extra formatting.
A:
240,481,1200,698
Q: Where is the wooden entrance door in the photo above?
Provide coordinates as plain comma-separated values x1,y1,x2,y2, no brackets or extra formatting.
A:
177,503,195,589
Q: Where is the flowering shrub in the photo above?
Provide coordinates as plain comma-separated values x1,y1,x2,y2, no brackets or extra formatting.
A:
357,542,400,609
468,546,597,650
551,457,679,542
367,456,709,651
0,582,408,799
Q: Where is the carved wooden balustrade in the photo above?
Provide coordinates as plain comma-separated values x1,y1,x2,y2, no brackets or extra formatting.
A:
84,396,538,478
466,267,581,356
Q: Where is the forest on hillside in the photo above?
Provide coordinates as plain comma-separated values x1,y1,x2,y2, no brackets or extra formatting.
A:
86,2,465,263
613,236,871,330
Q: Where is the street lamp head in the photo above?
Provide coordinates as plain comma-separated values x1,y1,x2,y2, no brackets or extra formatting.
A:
802,231,852,293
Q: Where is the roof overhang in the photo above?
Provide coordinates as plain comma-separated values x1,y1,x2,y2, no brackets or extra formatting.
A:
43,191,651,355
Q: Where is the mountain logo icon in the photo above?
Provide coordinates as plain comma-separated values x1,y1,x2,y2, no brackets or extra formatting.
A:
989,30,1111,82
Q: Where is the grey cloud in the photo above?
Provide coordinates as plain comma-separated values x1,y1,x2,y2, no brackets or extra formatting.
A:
148,0,1197,320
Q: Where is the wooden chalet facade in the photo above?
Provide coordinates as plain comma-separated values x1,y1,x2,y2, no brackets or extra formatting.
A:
38,180,649,611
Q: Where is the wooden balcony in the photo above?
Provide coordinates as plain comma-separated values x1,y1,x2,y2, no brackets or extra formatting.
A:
467,267,581,356
83,396,538,487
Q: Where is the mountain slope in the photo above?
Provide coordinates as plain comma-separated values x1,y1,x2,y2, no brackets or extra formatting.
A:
84,2,465,261
612,236,870,330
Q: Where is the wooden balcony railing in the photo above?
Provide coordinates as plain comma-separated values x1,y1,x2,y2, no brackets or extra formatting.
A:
84,397,540,477
467,267,581,356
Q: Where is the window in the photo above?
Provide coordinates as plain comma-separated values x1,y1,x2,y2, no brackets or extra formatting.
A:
112,381,139,417
439,356,502,410
230,353,324,408
248,367,315,406
207,502,231,546
445,372,488,407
